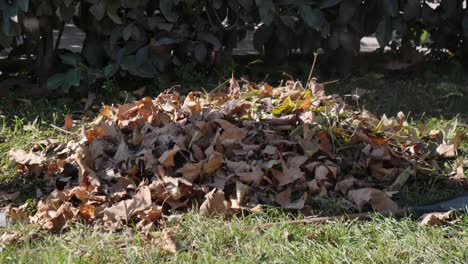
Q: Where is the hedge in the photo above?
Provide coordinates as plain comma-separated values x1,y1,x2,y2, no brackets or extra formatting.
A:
0,0,467,93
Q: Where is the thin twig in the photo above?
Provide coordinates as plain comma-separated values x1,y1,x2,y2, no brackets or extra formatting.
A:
50,124,75,135
252,209,413,230
164,85,181,94
320,80,339,86
208,79,230,95
307,52,318,83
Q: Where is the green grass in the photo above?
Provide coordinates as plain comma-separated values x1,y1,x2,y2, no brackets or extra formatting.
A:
0,120,56,181
0,128,58,180
0,99,71,188
326,76,468,118
1,210,467,263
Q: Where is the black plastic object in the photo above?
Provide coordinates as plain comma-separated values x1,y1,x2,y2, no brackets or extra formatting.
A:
408,195,468,215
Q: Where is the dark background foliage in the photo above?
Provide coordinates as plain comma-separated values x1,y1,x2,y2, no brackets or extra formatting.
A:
0,0,467,94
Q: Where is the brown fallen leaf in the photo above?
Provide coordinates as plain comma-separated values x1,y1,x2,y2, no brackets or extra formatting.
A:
183,93,202,115
203,152,224,175
64,114,73,131
214,119,247,142
9,148,46,165
229,75,241,96
308,179,327,196
199,189,229,217
226,160,250,174
420,210,456,226
262,145,278,156
436,144,457,158
348,188,399,213
0,231,22,245
114,139,131,164
308,78,325,101
42,202,77,231
191,144,205,160
275,156,308,186
160,228,179,253
276,188,307,210
238,165,264,185
449,158,467,187
177,162,201,182
314,164,337,183
109,177,136,195
5,203,29,224
159,146,181,168
335,178,367,195
263,83,273,94
369,163,398,182
318,131,333,156
75,151,101,187
79,203,97,220
142,204,163,222
103,186,152,224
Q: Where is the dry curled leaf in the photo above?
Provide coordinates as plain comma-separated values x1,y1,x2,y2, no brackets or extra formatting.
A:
160,228,179,253
41,202,77,231
348,188,399,213
420,210,457,226
177,163,201,182
158,146,181,168
214,119,247,142
9,148,46,165
274,156,308,186
238,165,264,185
114,139,131,164
203,152,224,175
335,178,367,195
318,131,333,156
0,231,22,245
436,144,456,158
64,114,73,131
103,186,152,224
76,151,101,187
199,189,229,217
276,188,307,210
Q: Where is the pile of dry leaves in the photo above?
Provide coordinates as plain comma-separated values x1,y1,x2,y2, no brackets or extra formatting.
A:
3,78,467,231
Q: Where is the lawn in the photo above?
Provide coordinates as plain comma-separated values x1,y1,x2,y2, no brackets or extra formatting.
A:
0,58,467,263
1,211,467,263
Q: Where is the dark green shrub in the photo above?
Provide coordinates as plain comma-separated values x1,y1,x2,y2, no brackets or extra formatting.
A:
1,0,79,86
1,0,467,94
